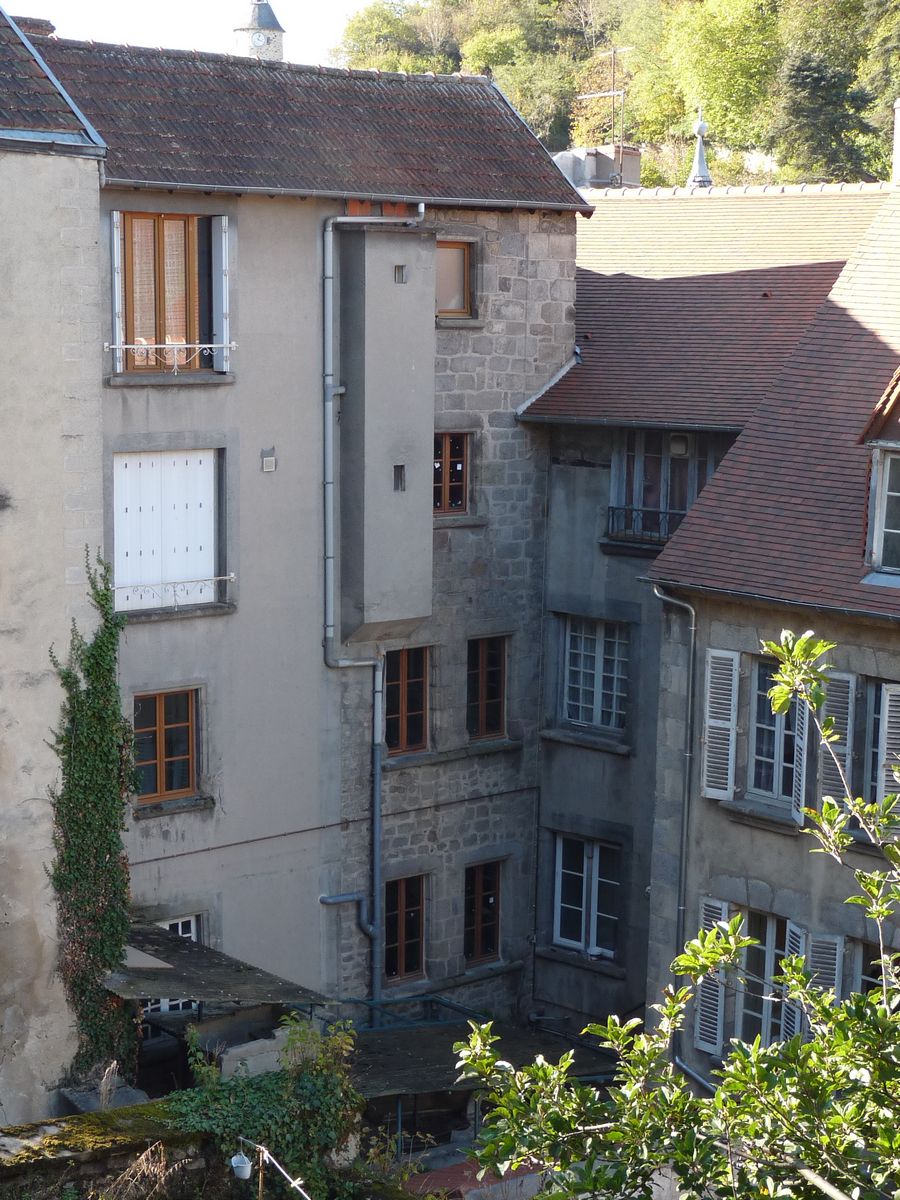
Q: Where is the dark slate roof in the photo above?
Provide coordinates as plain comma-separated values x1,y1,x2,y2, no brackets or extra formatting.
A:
19,27,589,210
521,185,889,428
0,11,92,138
650,187,900,620
241,2,285,34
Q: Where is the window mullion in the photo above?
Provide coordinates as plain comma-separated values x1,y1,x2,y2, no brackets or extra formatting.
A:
584,841,596,952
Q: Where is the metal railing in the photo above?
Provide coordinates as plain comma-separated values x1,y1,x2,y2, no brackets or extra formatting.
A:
607,505,685,545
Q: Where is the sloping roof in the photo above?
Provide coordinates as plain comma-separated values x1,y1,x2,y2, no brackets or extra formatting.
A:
650,188,900,620
13,25,588,210
521,185,889,428
0,9,102,147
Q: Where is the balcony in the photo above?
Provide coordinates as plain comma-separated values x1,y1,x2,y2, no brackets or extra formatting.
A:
606,506,685,545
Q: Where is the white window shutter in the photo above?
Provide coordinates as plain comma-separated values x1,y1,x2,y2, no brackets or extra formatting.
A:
877,684,900,803
780,920,806,1040
111,210,124,373
808,935,844,999
211,215,230,372
701,650,739,801
819,673,855,807
113,452,162,612
791,698,808,825
161,451,216,606
694,897,728,1055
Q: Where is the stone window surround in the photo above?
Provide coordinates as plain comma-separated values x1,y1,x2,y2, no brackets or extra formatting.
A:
434,412,484,524
432,227,483,327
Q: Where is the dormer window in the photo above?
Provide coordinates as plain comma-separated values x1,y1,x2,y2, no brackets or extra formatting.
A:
872,450,900,571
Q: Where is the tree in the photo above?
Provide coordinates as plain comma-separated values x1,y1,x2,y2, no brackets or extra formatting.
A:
457,630,900,1200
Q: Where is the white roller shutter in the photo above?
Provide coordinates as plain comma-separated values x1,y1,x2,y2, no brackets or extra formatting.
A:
702,650,739,801
819,674,855,807
791,698,809,825
694,896,728,1056
877,684,900,803
780,920,806,1040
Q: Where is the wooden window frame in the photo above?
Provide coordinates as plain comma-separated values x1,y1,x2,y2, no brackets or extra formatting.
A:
122,212,200,372
133,689,198,803
467,636,506,740
384,875,425,980
385,648,428,755
464,861,501,963
433,432,469,515
436,240,473,318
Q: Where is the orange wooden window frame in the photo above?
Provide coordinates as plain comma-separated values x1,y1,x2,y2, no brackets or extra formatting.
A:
466,636,506,740
385,648,428,755
384,875,425,979
133,689,197,802
464,861,500,963
122,213,200,372
436,240,472,317
433,432,468,514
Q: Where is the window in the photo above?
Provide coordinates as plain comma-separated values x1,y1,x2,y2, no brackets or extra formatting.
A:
553,836,622,958
465,861,500,963
738,910,797,1046
814,674,900,811
749,661,807,809
564,618,628,731
141,915,201,1040
385,875,424,979
113,450,222,611
436,240,472,317
608,430,729,544
433,433,468,514
385,648,428,754
467,637,505,739
112,211,229,373
871,451,900,570
133,690,197,802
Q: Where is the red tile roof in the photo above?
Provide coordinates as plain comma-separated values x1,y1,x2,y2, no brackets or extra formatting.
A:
521,186,888,428
0,13,88,136
651,188,900,620
19,27,589,211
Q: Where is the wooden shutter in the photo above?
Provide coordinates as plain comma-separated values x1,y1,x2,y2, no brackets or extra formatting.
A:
791,698,809,825
160,451,217,605
780,920,806,1040
808,935,843,998
111,210,124,373
694,897,728,1055
114,452,162,611
211,215,230,372
877,684,900,803
701,650,739,801
819,673,855,807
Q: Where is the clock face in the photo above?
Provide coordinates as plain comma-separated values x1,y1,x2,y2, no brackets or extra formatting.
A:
251,31,267,47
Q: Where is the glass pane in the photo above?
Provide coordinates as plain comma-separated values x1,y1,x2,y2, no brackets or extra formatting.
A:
883,530,900,570
385,715,400,749
404,937,421,974
163,218,188,366
889,454,900,493
134,731,157,763
884,492,900,532
561,838,584,873
407,648,426,679
386,653,401,685
136,762,157,796
384,945,399,978
165,725,190,759
164,691,190,724
560,873,584,908
385,881,399,916
405,876,422,907
133,696,156,730
406,713,424,747
436,244,467,314
130,218,157,365
385,911,398,945
594,915,617,952
558,907,582,942
165,758,191,793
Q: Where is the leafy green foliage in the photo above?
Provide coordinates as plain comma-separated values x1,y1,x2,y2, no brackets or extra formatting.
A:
166,1015,362,1197
50,553,136,1079
456,629,900,1199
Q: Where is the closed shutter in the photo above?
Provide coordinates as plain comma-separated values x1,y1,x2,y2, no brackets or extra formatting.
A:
111,210,124,373
877,684,900,803
694,897,728,1055
808,935,843,998
780,920,806,1040
702,650,739,801
114,452,162,611
211,215,230,372
819,674,855,807
791,698,809,825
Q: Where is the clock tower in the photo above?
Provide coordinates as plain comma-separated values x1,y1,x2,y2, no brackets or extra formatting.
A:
234,1,285,61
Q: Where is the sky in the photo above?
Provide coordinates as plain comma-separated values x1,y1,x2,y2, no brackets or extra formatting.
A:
10,0,368,65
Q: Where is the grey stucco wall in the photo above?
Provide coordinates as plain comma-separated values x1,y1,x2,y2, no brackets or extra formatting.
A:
0,149,105,1120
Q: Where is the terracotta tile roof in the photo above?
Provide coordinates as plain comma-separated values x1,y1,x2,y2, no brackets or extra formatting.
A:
651,188,900,620
0,12,88,136
521,186,889,428
21,29,589,210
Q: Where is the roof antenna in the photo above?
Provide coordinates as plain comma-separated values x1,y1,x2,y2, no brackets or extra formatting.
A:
687,108,713,188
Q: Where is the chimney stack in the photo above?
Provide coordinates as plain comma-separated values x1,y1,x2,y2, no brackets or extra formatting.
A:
11,15,55,37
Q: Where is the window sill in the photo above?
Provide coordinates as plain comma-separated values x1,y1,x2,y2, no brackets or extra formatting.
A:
598,539,664,558
383,958,523,996
861,569,900,589
131,794,215,820
383,737,523,771
105,372,235,388
433,514,489,529
719,795,800,834
541,727,631,755
535,944,626,979
124,601,236,624
436,317,484,330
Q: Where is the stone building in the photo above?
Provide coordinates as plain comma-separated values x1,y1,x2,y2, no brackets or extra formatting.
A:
0,7,586,1118
646,186,900,1079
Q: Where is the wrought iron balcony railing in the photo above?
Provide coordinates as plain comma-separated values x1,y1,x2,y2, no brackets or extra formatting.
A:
606,505,685,545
